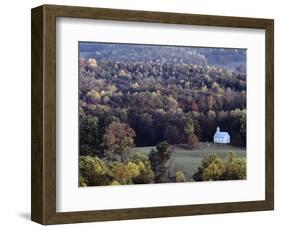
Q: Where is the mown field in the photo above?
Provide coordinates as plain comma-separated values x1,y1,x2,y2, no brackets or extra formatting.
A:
134,144,246,181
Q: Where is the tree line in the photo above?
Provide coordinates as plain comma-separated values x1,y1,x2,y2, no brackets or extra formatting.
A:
80,140,246,186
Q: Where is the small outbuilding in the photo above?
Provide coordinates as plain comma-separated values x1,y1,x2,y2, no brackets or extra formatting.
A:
213,127,230,144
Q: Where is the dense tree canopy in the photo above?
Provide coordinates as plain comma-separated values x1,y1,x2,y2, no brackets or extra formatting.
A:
79,43,247,186
79,44,246,150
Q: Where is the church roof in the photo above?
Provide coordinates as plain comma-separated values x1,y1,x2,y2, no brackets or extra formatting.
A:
214,131,229,139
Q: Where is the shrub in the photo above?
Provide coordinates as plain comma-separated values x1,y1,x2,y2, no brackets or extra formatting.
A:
202,158,225,181
176,171,186,182
79,156,112,186
111,162,133,184
131,153,154,184
221,152,246,180
193,152,246,181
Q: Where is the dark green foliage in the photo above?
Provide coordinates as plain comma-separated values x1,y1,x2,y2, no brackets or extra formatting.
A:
79,115,102,156
149,141,172,183
164,125,185,145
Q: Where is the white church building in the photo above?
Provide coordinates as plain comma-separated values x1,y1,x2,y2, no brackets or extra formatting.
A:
213,127,230,144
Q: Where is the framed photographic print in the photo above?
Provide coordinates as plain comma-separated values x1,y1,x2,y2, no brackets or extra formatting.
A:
31,4,274,225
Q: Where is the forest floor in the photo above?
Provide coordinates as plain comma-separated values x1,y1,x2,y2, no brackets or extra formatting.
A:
134,143,246,181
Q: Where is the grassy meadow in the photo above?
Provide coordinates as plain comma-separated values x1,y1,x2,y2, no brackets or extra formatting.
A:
134,144,246,181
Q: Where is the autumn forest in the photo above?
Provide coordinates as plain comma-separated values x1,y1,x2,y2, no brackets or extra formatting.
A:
79,42,247,186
